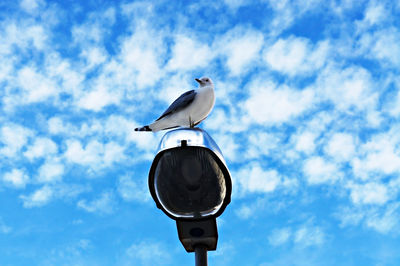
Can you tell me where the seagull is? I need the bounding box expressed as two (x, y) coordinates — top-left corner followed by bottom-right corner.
(134, 77), (215, 132)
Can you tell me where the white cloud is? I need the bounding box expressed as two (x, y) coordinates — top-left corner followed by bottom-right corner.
(244, 81), (314, 125)
(125, 240), (171, 265)
(76, 83), (121, 111)
(365, 109), (382, 127)
(303, 156), (341, 185)
(24, 137), (58, 160)
(80, 46), (107, 69)
(265, 37), (305, 74)
(288, 112), (334, 159)
(335, 206), (365, 227)
(352, 132), (400, 179)
(156, 73), (193, 104)
(293, 131), (318, 154)
(0, 217), (13, 234)
(167, 35), (213, 71)
(236, 163), (282, 194)
(209, 242), (235, 259)
(0, 218), (12, 234)
(328, 0), (360, 16)
(20, 0), (44, 13)
(104, 115), (136, 138)
(105, 115), (158, 156)
(103, 142), (125, 165)
(358, 27), (400, 67)
(1, 22), (47, 54)
(348, 182), (389, 205)
(0, 123), (33, 157)
(315, 65), (377, 111)
(72, 23), (104, 45)
(120, 1), (154, 18)
(20, 185), (53, 207)
(103, 7), (116, 24)
(0, 224), (11, 234)
(129, 133), (159, 161)
(388, 85), (400, 116)
(70, 7), (115, 45)
(64, 139), (102, 165)
(235, 196), (293, 220)
(265, 2), (295, 36)
(43, 238), (93, 264)
(48, 117), (68, 135)
(362, 1), (386, 26)
(264, 36), (329, 76)
(48, 116), (104, 137)
(57, 183), (91, 200)
(235, 205), (253, 219)
(304, 111), (334, 135)
(119, 25), (165, 88)
(217, 27), (264, 75)
(5, 25), (48, 64)
(37, 159), (64, 183)
(265, 0), (324, 35)
(336, 203), (400, 234)
(0, 56), (13, 84)
(294, 224), (325, 247)
(3, 169), (29, 188)
(365, 203), (400, 234)
(117, 175), (150, 202)
(269, 221), (324, 247)
(324, 133), (356, 161)
(356, 0), (400, 65)
(77, 191), (115, 214)
(203, 108), (227, 131)
(212, 132), (240, 162)
(269, 227), (291, 246)
(64, 139), (125, 169)
(19, 183), (88, 208)
(223, 0), (248, 9)
(204, 104), (247, 133)
(16, 66), (58, 104)
(47, 115), (155, 161)
(246, 131), (281, 159)
(43, 55), (85, 100)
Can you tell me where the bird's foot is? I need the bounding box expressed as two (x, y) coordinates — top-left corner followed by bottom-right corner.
(189, 116), (194, 128)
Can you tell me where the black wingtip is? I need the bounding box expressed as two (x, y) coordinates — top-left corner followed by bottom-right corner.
(134, 125), (152, 131)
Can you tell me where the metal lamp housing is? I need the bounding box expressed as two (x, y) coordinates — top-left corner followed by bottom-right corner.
(148, 128), (232, 220)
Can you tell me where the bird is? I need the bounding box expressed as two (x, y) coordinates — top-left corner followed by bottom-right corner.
(134, 77), (215, 132)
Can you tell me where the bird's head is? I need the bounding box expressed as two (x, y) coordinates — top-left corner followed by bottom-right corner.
(195, 77), (213, 88)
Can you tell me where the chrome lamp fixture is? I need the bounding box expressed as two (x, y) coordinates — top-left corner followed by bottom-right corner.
(148, 128), (232, 266)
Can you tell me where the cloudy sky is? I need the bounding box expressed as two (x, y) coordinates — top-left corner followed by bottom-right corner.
(1, 0), (400, 265)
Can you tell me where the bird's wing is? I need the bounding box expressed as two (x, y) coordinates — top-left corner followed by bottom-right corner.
(156, 89), (197, 121)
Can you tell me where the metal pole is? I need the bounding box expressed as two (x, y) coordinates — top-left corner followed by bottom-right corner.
(194, 245), (208, 266)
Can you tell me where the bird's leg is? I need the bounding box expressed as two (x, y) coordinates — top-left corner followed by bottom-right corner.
(189, 116), (194, 128)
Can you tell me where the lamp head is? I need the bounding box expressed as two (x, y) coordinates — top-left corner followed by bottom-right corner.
(148, 128), (232, 220)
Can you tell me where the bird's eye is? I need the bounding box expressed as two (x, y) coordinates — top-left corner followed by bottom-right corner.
(205, 79), (209, 82)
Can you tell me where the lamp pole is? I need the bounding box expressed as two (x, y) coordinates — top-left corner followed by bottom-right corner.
(194, 245), (208, 266)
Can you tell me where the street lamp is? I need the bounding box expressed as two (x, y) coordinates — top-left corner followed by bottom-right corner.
(148, 127), (232, 266)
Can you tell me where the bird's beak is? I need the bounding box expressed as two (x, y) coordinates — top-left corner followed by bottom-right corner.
(195, 78), (202, 84)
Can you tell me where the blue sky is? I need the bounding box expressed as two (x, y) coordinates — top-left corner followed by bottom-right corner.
(1, 0), (400, 265)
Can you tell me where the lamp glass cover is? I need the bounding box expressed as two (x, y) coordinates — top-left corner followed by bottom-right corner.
(153, 147), (226, 219)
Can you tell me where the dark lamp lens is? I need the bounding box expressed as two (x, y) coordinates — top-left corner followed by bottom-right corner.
(181, 156), (202, 191)
(153, 147), (226, 219)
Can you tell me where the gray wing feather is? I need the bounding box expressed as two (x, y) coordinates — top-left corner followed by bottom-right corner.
(156, 90), (197, 121)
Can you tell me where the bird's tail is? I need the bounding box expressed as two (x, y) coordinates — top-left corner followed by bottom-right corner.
(134, 125), (152, 131)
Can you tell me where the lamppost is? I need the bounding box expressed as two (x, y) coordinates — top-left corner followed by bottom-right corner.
(148, 127), (232, 266)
